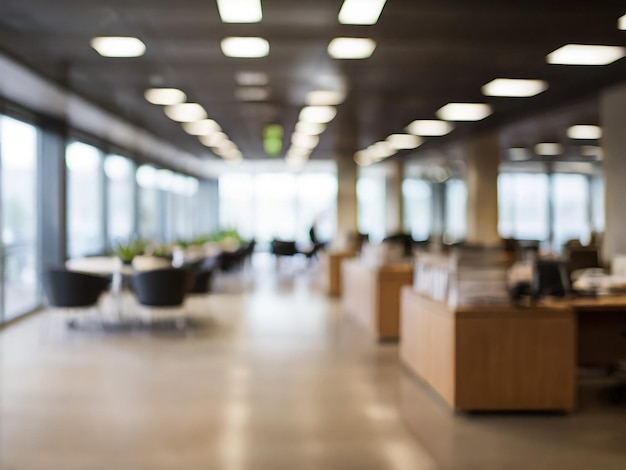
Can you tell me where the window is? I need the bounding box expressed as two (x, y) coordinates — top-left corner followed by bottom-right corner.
(498, 173), (549, 242)
(1, 116), (40, 321)
(66, 142), (105, 258)
(137, 165), (162, 240)
(552, 173), (590, 250)
(357, 174), (386, 243)
(105, 155), (135, 245)
(403, 179), (432, 241)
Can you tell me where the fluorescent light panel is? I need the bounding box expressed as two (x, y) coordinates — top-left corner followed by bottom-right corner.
(216, 0), (262, 23)
(436, 103), (492, 121)
(144, 88), (187, 105)
(90, 37), (146, 57)
(547, 44), (626, 65)
(328, 38), (376, 59)
(482, 78), (548, 97)
(386, 134), (422, 150)
(291, 133), (319, 149)
(508, 147), (531, 161)
(368, 141), (394, 159)
(221, 37), (269, 58)
(339, 0), (387, 25)
(620, 14), (626, 30)
(182, 120), (222, 136)
(295, 121), (326, 135)
(164, 103), (207, 122)
(200, 132), (228, 147)
(306, 90), (346, 106)
(406, 120), (454, 136)
(567, 125), (602, 140)
(535, 143), (562, 156)
(299, 106), (337, 123)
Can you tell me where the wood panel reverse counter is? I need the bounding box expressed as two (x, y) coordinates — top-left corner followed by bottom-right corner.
(341, 259), (413, 341)
(400, 287), (577, 412)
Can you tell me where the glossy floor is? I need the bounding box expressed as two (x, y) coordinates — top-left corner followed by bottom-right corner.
(1, 261), (625, 469)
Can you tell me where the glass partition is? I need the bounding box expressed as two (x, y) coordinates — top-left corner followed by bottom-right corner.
(105, 155), (136, 245)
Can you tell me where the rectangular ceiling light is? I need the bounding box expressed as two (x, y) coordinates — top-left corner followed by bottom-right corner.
(436, 103), (492, 121)
(619, 14), (626, 30)
(299, 106), (337, 123)
(235, 87), (270, 101)
(535, 143), (562, 156)
(90, 37), (146, 57)
(164, 103), (207, 122)
(144, 88), (187, 105)
(216, 0), (262, 23)
(567, 125), (602, 140)
(482, 78), (548, 97)
(386, 134), (422, 150)
(221, 37), (269, 58)
(295, 121), (326, 135)
(339, 0), (387, 25)
(182, 119), (222, 136)
(546, 44), (626, 65)
(306, 90), (346, 106)
(406, 120), (454, 136)
(328, 38), (376, 59)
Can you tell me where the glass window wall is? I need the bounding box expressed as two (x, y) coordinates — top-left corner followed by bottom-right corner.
(402, 179), (432, 241)
(105, 155), (136, 245)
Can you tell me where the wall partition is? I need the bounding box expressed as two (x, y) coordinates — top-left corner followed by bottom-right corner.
(0, 116), (40, 321)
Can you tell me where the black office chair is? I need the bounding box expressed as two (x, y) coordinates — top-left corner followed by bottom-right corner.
(533, 260), (570, 298)
(45, 268), (111, 327)
(130, 268), (193, 327)
(188, 256), (218, 294)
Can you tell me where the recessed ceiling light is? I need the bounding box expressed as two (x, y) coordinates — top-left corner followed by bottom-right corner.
(339, 0), (387, 25)
(567, 125), (602, 140)
(235, 71), (269, 86)
(90, 37), (146, 57)
(199, 132), (228, 147)
(291, 133), (319, 149)
(287, 147), (312, 159)
(620, 14), (626, 30)
(436, 103), (492, 121)
(386, 134), (423, 150)
(216, 0), (262, 23)
(508, 147), (531, 161)
(182, 119), (222, 136)
(328, 38), (376, 59)
(581, 145), (604, 159)
(221, 37), (269, 58)
(295, 121), (326, 135)
(144, 88), (187, 105)
(546, 44), (626, 65)
(368, 141), (394, 160)
(306, 90), (346, 106)
(481, 78), (548, 97)
(406, 120), (454, 136)
(535, 143), (562, 156)
(164, 103), (207, 122)
(299, 106), (337, 123)
(235, 87), (270, 101)
(354, 150), (374, 166)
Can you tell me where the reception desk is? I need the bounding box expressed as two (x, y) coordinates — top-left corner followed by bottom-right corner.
(342, 259), (413, 341)
(400, 287), (577, 411)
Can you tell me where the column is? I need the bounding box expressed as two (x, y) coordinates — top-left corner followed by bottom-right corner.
(334, 113), (359, 249)
(463, 133), (501, 245)
(385, 161), (404, 235)
(600, 82), (626, 262)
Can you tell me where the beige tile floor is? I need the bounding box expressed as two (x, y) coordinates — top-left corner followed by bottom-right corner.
(1, 259), (625, 469)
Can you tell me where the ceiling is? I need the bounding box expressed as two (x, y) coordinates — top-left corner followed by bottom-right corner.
(0, 0), (624, 164)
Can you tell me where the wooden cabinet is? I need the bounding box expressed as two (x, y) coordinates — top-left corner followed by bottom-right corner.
(318, 251), (354, 297)
(341, 259), (414, 341)
(400, 287), (577, 411)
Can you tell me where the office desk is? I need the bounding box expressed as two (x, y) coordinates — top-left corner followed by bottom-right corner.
(342, 259), (413, 341)
(318, 251), (354, 297)
(542, 296), (626, 367)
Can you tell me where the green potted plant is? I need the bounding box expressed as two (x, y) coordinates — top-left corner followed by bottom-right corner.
(113, 238), (146, 264)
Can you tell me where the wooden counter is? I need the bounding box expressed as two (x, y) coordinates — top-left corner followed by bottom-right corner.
(400, 287), (576, 411)
(342, 259), (413, 341)
(318, 251), (355, 297)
